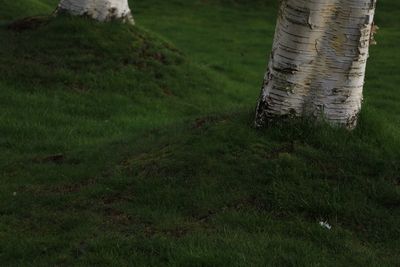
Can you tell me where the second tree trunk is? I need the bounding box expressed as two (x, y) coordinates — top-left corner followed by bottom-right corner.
(56, 0), (134, 24)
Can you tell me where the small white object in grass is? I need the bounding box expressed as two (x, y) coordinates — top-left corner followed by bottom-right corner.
(319, 221), (332, 230)
(12, 192), (17, 196)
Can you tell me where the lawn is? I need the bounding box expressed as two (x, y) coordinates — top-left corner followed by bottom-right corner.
(0, 0), (399, 266)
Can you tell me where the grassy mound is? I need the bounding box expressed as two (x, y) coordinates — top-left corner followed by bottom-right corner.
(2, 16), (185, 94)
(0, 0), (399, 266)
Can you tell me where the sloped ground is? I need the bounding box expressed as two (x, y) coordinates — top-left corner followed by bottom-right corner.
(0, 0), (399, 266)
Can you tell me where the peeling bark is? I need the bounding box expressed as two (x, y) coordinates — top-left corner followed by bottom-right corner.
(56, 0), (134, 24)
(255, 0), (377, 129)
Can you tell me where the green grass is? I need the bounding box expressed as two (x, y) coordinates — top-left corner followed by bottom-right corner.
(0, 0), (399, 266)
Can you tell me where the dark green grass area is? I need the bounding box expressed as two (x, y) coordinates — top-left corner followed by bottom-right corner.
(0, 0), (399, 266)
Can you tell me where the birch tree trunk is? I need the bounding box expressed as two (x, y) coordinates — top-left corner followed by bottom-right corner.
(255, 0), (377, 129)
(56, 0), (134, 24)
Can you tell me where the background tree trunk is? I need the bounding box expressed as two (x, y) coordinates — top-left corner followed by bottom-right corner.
(56, 0), (134, 24)
(255, 0), (377, 129)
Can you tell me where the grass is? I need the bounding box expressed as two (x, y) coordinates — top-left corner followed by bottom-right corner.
(0, 0), (399, 266)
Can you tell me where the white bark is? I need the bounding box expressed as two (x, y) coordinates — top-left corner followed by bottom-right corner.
(56, 0), (134, 24)
(255, 0), (377, 129)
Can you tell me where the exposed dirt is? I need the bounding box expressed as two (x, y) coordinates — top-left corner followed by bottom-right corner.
(8, 16), (50, 32)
